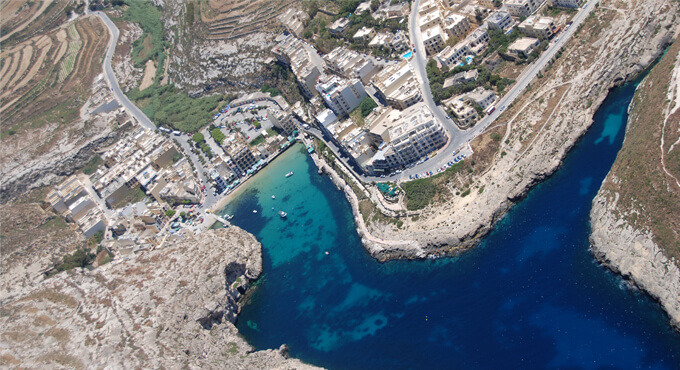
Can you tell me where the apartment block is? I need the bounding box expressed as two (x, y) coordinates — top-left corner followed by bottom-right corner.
(443, 69), (478, 88)
(423, 25), (447, 55)
(268, 109), (299, 135)
(365, 106), (404, 146)
(505, 0), (546, 17)
(323, 47), (380, 84)
(388, 103), (447, 166)
(436, 28), (488, 67)
(225, 136), (259, 176)
(420, 10), (442, 31)
(518, 15), (556, 39)
(418, 0), (438, 15)
(486, 11), (513, 31)
(442, 13), (471, 39)
(385, 2), (410, 18)
(272, 34), (322, 99)
(316, 75), (367, 117)
(372, 59), (422, 110)
(445, 96), (479, 128)
(278, 9), (308, 37)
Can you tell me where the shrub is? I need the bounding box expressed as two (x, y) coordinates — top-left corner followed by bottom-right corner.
(165, 210), (176, 218)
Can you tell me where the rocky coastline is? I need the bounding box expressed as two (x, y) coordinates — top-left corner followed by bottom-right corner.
(0, 227), (321, 369)
(348, 0), (679, 262)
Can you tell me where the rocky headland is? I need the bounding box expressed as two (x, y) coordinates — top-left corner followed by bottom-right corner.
(0, 227), (320, 369)
(590, 37), (680, 330)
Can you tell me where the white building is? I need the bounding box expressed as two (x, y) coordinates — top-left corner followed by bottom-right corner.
(354, 26), (377, 42)
(316, 75), (368, 117)
(518, 16), (556, 39)
(445, 97), (479, 128)
(420, 10), (442, 31)
(505, 0), (546, 17)
(486, 11), (513, 31)
(508, 37), (540, 57)
(328, 17), (351, 34)
(465, 87), (496, 109)
(386, 103), (448, 167)
(442, 13), (471, 39)
(372, 60), (422, 110)
(268, 109), (299, 135)
(423, 25), (447, 55)
(324, 46), (380, 84)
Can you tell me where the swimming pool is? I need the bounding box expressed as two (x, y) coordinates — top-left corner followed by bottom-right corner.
(402, 51), (412, 59)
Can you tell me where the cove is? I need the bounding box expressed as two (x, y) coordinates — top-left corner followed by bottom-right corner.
(221, 76), (680, 368)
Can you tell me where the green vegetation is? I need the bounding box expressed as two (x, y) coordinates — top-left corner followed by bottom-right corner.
(490, 132), (502, 142)
(427, 60), (514, 103)
(186, 2), (195, 27)
(253, 121), (261, 129)
(123, 0), (167, 73)
(192, 132), (204, 143)
(111, 186), (146, 209)
(487, 29), (521, 55)
(359, 96), (378, 117)
(401, 162), (468, 210)
(127, 84), (234, 132)
(81, 155), (103, 175)
(54, 249), (96, 273)
(260, 85), (282, 97)
(248, 135), (266, 147)
(165, 209), (176, 218)
(211, 128), (226, 144)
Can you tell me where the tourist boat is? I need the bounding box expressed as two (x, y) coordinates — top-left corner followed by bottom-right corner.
(253, 210), (257, 214)
(285, 171), (294, 177)
(278, 210), (287, 218)
(225, 214), (234, 221)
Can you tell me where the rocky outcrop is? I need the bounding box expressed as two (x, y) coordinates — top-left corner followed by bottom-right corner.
(0, 227), (321, 369)
(590, 192), (680, 329)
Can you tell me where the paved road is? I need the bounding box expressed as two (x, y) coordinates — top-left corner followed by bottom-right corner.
(361, 0), (599, 182)
(93, 11), (156, 131)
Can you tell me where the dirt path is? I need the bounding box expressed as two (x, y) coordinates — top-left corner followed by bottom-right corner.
(139, 60), (156, 90)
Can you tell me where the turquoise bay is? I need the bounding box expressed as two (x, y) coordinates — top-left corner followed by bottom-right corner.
(220, 76), (680, 368)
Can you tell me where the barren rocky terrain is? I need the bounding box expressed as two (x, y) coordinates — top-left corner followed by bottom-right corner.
(0, 227), (320, 369)
(591, 36), (680, 330)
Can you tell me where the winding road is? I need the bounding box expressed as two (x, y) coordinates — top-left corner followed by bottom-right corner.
(358, 0), (600, 182)
(93, 10), (156, 131)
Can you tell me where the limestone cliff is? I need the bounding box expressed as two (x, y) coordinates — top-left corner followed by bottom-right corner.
(0, 227), (320, 369)
(590, 38), (680, 330)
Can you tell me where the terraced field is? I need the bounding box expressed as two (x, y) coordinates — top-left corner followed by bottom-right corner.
(0, 16), (109, 135)
(0, 0), (75, 46)
(200, 0), (300, 40)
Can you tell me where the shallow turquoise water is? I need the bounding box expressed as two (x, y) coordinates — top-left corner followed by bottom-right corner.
(221, 77), (680, 368)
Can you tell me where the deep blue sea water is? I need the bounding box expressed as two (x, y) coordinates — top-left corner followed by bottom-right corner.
(221, 76), (680, 368)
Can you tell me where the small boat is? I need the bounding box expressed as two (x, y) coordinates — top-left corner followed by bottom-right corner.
(278, 210), (287, 218)
(225, 214), (234, 221)
(272, 195), (276, 199)
(253, 210), (258, 214)
(285, 171), (294, 177)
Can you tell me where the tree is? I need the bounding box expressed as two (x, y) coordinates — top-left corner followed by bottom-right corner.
(180, 211), (186, 217)
(475, 9), (484, 23)
(493, 0), (503, 7)
(192, 132), (204, 144)
(370, 0), (379, 11)
(359, 96), (378, 117)
(166, 209), (176, 218)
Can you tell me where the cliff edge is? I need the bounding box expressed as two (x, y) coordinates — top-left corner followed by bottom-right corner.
(590, 37), (680, 330)
(0, 227), (320, 369)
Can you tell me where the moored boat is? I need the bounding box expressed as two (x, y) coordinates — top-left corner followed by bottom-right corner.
(285, 171), (294, 177)
(278, 210), (287, 218)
